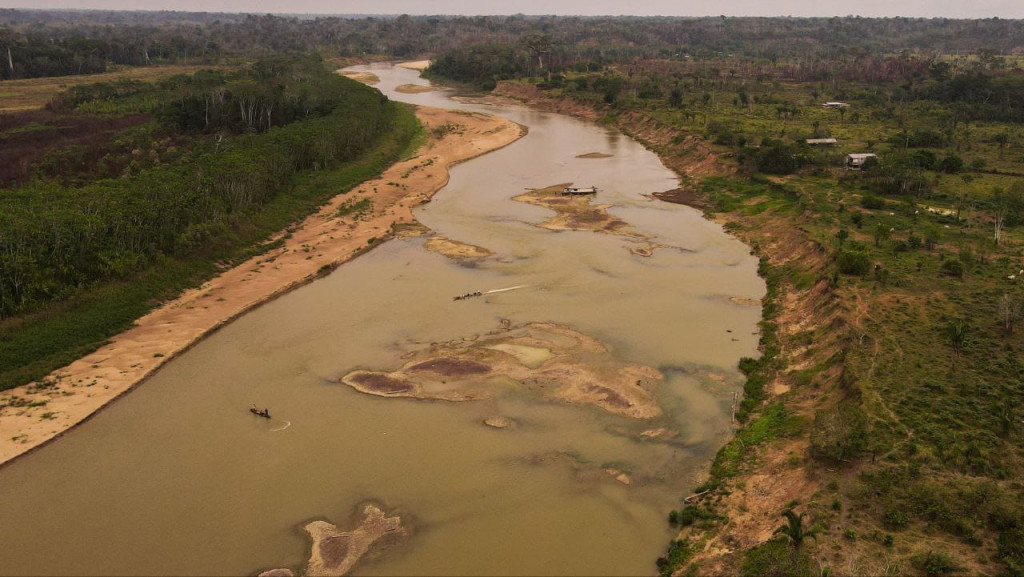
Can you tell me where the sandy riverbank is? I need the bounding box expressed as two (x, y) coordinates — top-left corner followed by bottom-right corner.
(337, 70), (380, 84)
(396, 60), (431, 71)
(0, 105), (525, 467)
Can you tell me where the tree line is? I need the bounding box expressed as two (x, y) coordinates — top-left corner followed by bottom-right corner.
(0, 56), (393, 318)
(3, 10), (1024, 80)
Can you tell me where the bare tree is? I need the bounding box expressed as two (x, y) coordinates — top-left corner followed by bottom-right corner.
(956, 174), (974, 222)
(993, 187), (1009, 246)
(522, 33), (552, 72)
(999, 293), (1022, 335)
(0, 28), (17, 77)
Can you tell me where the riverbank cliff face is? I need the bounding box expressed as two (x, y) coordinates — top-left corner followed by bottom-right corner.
(492, 81), (731, 180)
(491, 79), (853, 575)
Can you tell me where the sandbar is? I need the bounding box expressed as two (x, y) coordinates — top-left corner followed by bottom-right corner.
(515, 184), (676, 257)
(396, 60), (431, 71)
(260, 504), (406, 577)
(337, 70), (380, 84)
(341, 321), (663, 419)
(423, 236), (493, 259)
(394, 83), (438, 94)
(515, 183), (632, 235)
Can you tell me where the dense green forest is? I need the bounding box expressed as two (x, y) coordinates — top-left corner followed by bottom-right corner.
(0, 53), (418, 389)
(3, 10), (1024, 79)
(0, 55), (389, 319)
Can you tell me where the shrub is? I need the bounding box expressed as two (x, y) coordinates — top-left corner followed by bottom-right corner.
(860, 195), (885, 209)
(938, 154), (965, 174)
(911, 550), (959, 576)
(756, 142), (801, 175)
(911, 149), (938, 170)
(891, 129), (946, 148)
(657, 539), (694, 577)
(707, 120), (739, 146)
(741, 540), (815, 577)
(674, 505), (720, 527)
(998, 527), (1024, 575)
(810, 404), (868, 464)
(883, 508), (910, 530)
(837, 250), (871, 276)
(940, 259), (965, 278)
(738, 356), (761, 376)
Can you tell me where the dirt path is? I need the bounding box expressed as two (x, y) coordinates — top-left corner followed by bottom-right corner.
(0, 106), (525, 467)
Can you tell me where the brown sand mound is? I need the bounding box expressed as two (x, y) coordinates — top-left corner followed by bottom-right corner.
(408, 358), (491, 376)
(651, 187), (707, 210)
(730, 297), (761, 307)
(394, 84), (438, 94)
(303, 504), (407, 577)
(340, 322), (662, 419)
(484, 416), (515, 429)
(338, 71), (380, 85)
(396, 61), (431, 71)
(514, 184), (634, 237)
(423, 236), (493, 259)
(515, 184), (680, 258)
(345, 372), (416, 395)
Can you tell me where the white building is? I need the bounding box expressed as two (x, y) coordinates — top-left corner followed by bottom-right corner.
(845, 153), (878, 170)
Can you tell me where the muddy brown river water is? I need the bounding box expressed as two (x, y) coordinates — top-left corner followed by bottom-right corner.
(0, 64), (763, 576)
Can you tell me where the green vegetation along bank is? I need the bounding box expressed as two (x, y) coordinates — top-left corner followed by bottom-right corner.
(0, 54), (420, 392)
(443, 47), (1024, 576)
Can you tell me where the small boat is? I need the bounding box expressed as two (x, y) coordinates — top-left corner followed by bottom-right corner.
(250, 406), (271, 418)
(562, 185), (598, 195)
(453, 291), (484, 301)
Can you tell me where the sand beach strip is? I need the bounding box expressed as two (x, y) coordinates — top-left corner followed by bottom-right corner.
(0, 104), (525, 466)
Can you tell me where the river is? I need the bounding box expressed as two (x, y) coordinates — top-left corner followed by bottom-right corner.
(0, 64), (763, 576)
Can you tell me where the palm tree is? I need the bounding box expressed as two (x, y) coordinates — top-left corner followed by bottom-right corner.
(774, 509), (819, 549)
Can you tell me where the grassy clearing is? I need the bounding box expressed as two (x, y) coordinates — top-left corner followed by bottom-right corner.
(696, 164), (1022, 574)
(0, 64), (229, 112)
(0, 102), (420, 391)
(514, 66), (1024, 575)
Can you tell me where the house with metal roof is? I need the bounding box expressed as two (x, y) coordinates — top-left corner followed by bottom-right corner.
(845, 153), (878, 170)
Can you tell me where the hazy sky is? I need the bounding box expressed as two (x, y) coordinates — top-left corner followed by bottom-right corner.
(3, 0), (1022, 19)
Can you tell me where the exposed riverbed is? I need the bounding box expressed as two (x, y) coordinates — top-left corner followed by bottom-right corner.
(0, 64), (763, 576)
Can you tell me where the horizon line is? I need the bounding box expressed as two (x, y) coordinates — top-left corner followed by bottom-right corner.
(1, 8), (1020, 20)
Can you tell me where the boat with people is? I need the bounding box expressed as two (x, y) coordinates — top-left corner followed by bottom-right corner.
(250, 405), (271, 418)
(562, 185), (599, 195)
